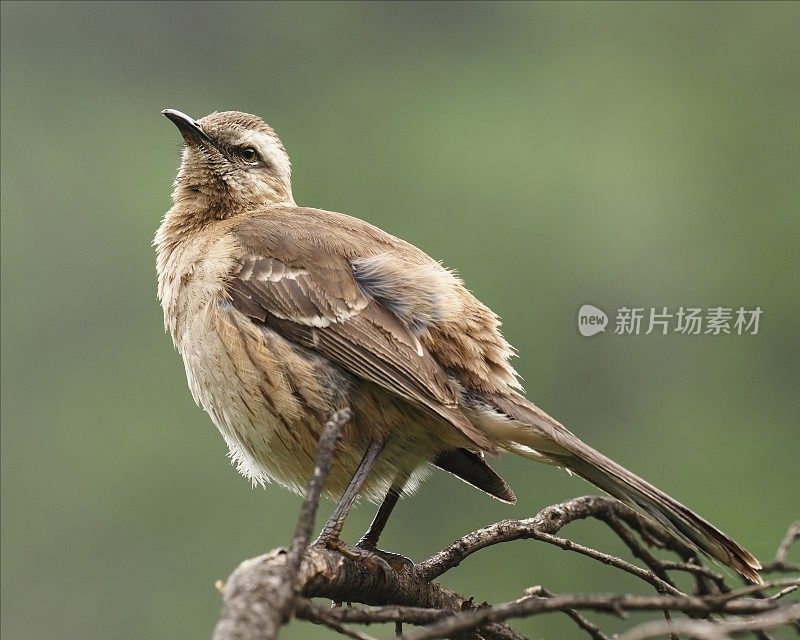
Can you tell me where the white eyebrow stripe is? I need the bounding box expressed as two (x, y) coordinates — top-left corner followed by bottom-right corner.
(238, 131), (291, 177)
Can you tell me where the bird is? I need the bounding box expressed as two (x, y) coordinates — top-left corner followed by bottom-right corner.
(155, 108), (762, 583)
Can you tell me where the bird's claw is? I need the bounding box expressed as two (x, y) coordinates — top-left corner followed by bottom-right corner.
(313, 535), (395, 574)
(356, 539), (415, 575)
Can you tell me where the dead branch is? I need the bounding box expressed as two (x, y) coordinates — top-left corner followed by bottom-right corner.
(617, 602), (800, 640)
(210, 410), (800, 640)
(401, 588), (796, 640)
(417, 497), (685, 595)
(212, 409), (350, 640)
(761, 521), (800, 573)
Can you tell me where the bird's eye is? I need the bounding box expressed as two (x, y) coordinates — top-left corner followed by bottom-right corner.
(240, 147), (259, 163)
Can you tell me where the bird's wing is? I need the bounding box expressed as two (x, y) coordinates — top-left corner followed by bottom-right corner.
(225, 225), (495, 451)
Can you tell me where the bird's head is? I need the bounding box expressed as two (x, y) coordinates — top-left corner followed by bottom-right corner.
(163, 109), (294, 217)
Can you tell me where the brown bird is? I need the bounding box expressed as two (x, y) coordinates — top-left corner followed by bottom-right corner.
(155, 108), (762, 583)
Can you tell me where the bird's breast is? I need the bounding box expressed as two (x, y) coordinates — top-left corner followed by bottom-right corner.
(177, 297), (344, 486)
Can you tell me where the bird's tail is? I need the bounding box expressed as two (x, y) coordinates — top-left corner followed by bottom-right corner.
(480, 393), (763, 584)
(552, 440), (763, 583)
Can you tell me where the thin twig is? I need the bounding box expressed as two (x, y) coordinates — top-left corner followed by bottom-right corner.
(538, 530), (685, 595)
(616, 602), (800, 640)
(525, 586), (610, 640)
(296, 599), (381, 640)
(604, 514), (676, 588)
(402, 592), (785, 640)
(660, 560), (729, 593)
(603, 513), (680, 634)
(281, 409), (351, 604)
(212, 409), (350, 640)
(417, 497), (685, 596)
(715, 578), (800, 603)
(769, 584), (798, 600)
(762, 521), (800, 573)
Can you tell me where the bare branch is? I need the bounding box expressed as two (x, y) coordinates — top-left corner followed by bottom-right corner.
(314, 603), (452, 626)
(211, 408), (350, 640)
(417, 496), (685, 596)
(524, 586), (611, 640)
(617, 602), (800, 640)
(762, 521), (800, 573)
(209, 411), (799, 640)
(717, 578), (800, 602)
(213, 537), (525, 640)
(296, 599), (381, 640)
(284, 409), (352, 596)
(402, 591), (786, 640)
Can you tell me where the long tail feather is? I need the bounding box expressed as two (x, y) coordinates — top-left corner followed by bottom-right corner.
(554, 441), (763, 583)
(482, 393), (763, 584)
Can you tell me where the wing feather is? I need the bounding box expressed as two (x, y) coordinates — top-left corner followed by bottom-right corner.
(226, 242), (494, 450)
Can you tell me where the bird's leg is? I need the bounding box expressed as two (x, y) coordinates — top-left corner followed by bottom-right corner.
(357, 484), (401, 549)
(315, 438), (386, 545)
(355, 482), (414, 573)
(313, 441), (413, 574)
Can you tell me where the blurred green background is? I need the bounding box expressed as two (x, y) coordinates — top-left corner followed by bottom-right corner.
(2, 2), (798, 638)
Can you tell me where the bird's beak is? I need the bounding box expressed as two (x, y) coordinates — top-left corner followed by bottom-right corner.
(162, 109), (213, 146)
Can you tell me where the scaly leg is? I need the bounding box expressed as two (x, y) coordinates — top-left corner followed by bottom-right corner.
(315, 438), (386, 544)
(356, 481), (414, 573)
(357, 484), (401, 549)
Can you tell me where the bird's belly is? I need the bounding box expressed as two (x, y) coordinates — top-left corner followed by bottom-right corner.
(177, 302), (440, 500)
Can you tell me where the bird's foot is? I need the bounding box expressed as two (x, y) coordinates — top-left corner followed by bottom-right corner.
(355, 538), (415, 575)
(312, 535), (395, 575)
